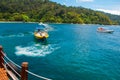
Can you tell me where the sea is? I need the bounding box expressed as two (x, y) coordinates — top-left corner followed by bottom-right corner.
(0, 23), (120, 80)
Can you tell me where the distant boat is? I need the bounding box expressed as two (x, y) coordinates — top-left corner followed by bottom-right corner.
(97, 27), (114, 33)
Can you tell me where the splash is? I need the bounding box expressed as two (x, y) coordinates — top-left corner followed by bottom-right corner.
(15, 43), (59, 57)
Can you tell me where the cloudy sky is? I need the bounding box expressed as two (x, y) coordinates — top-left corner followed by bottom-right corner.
(50, 0), (120, 15)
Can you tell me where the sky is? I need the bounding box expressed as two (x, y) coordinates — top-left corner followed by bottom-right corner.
(50, 0), (120, 15)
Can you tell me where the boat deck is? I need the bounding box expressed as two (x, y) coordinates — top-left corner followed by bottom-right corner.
(0, 68), (9, 80)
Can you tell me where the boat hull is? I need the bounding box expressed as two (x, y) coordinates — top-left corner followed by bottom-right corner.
(34, 32), (49, 39)
(97, 27), (114, 33)
(97, 30), (114, 33)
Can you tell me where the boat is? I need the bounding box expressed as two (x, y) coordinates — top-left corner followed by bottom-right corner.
(34, 28), (49, 39)
(97, 27), (114, 33)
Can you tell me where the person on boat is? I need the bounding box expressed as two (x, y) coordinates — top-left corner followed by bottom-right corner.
(101, 28), (103, 30)
(37, 29), (42, 36)
(98, 27), (104, 31)
(38, 29), (40, 32)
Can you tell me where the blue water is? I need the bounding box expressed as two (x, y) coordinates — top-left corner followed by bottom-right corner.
(0, 23), (120, 80)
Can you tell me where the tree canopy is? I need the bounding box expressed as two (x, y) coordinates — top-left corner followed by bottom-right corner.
(0, 0), (119, 25)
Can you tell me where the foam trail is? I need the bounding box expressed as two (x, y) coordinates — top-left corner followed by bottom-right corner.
(15, 43), (59, 57)
(0, 31), (33, 38)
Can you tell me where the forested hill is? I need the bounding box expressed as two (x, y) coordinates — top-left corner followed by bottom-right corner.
(105, 13), (120, 24)
(0, 0), (119, 25)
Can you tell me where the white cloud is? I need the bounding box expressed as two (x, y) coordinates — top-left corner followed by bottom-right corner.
(97, 9), (120, 15)
(76, 0), (94, 3)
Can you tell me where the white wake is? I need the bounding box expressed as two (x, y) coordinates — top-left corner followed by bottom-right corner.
(15, 43), (59, 57)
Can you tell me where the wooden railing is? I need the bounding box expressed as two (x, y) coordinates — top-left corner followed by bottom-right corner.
(0, 45), (51, 80)
(0, 46), (28, 80)
(0, 46), (4, 68)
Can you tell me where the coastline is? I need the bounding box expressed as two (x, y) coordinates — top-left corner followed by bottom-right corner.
(0, 21), (39, 23)
(0, 21), (119, 26)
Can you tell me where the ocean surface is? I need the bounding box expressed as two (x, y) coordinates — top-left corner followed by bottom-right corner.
(0, 23), (120, 80)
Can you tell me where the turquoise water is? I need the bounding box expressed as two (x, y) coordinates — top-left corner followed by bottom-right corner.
(0, 23), (120, 80)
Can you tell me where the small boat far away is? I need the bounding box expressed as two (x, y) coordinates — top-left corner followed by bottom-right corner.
(34, 24), (49, 40)
(97, 27), (114, 33)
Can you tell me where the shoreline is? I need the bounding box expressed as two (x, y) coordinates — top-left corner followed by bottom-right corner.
(0, 21), (39, 23)
(0, 21), (119, 26)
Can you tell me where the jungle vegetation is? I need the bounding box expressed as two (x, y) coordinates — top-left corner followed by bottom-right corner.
(0, 0), (119, 25)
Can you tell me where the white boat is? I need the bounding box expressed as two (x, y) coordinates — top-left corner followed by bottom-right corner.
(97, 27), (114, 33)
